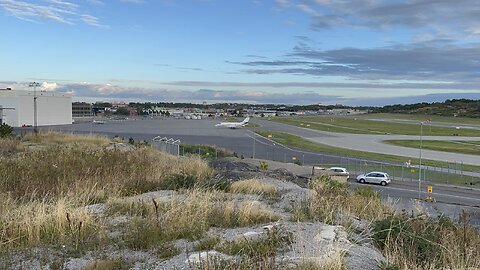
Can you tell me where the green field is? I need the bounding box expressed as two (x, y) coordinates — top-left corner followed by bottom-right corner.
(254, 130), (480, 181)
(384, 140), (480, 156)
(360, 113), (480, 125)
(271, 116), (480, 136)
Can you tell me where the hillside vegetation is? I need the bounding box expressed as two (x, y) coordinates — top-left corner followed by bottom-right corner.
(373, 99), (480, 118)
(0, 132), (479, 269)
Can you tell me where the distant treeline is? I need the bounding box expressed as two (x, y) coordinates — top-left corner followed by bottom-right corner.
(127, 102), (373, 112)
(372, 99), (480, 118)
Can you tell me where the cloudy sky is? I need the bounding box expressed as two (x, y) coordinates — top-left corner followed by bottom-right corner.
(1, 0), (480, 105)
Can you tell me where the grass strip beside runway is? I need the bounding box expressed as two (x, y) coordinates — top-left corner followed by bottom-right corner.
(384, 140), (480, 156)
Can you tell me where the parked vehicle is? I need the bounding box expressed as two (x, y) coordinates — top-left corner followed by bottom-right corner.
(329, 167), (349, 177)
(356, 171), (391, 186)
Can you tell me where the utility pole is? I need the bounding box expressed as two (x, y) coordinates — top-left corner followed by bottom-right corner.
(418, 122), (423, 199)
(29, 82), (40, 134)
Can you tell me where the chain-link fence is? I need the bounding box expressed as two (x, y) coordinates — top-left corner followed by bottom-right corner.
(256, 139), (480, 186)
(150, 134), (480, 186)
(151, 136), (180, 156)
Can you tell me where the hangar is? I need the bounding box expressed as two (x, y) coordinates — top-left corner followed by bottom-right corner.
(0, 88), (72, 127)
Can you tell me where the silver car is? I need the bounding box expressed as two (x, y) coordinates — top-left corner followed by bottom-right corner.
(356, 171), (391, 186)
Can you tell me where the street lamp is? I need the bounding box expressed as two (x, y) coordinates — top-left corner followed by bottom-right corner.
(29, 82), (40, 134)
(418, 121), (423, 199)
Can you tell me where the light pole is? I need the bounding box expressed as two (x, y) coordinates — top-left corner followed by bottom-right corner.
(252, 132), (256, 159)
(418, 121), (423, 199)
(29, 82), (40, 134)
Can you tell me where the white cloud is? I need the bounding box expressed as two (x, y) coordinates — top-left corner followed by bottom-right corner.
(41, 82), (59, 91)
(0, 0), (108, 27)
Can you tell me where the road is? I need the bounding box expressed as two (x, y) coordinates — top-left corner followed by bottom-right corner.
(256, 119), (480, 166)
(348, 179), (480, 226)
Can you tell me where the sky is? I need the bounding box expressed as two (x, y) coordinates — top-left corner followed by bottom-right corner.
(1, 0), (480, 105)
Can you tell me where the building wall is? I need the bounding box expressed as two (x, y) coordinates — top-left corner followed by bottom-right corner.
(0, 94), (20, 127)
(72, 102), (93, 117)
(0, 90), (72, 127)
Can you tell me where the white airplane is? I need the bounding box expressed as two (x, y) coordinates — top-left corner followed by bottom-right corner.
(215, 117), (250, 129)
(92, 120), (105, 124)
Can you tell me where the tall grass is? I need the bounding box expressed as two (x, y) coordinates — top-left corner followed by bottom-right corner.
(109, 190), (279, 249)
(0, 138), (22, 157)
(0, 134), (212, 252)
(292, 176), (393, 225)
(0, 194), (103, 252)
(0, 144), (212, 200)
(374, 212), (480, 269)
(229, 179), (278, 197)
(22, 131), (110, 146)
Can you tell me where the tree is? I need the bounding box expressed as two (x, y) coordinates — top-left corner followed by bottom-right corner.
(0, 123), (13, 138)
(114, 107), (130, 116)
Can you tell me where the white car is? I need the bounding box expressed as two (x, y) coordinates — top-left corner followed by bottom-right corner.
(329, 167), (349, 177)
(356, 171), (391, 186)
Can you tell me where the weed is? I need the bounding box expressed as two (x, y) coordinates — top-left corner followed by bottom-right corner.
(229, 179), (278, 197)
(194, 236), (221, 251)
(259, 161), (269, 171)
(218, 227), (293, 262)
(157, 242), (180, 259)
(372, 212), (480, 269)
(82, 258), (131, 270)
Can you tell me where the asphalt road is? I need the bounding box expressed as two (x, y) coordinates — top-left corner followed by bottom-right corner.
(348, 179), (480, 226)
(256, 119), (480, 166)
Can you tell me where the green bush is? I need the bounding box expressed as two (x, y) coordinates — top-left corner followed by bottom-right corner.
(0, 123), (13, 138)
(181, 144), (233, 159)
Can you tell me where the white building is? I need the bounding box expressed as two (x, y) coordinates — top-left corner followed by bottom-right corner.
(0, 89), (72, 127)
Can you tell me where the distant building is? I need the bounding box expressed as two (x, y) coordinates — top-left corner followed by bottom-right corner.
(0, 89), (72, 127)
(72, 102), (93, 117)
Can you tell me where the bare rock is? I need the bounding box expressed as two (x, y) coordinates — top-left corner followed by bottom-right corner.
(185, 251), (234, 266)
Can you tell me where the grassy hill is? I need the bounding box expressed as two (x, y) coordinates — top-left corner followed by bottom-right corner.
(373, 99), (480, 118)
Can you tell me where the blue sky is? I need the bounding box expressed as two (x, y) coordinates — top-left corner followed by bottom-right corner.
(1, 0), (480, 105)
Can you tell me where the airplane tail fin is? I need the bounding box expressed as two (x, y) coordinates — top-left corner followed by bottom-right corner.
(242, 117), (250, 125)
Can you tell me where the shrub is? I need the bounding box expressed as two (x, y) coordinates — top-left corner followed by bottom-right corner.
(259, 161), (269, 171)
(218, 227), (293, 260)
(0, 123), (13, 138)
(292, 176), (392, 224)
(372, 213), (480, 269)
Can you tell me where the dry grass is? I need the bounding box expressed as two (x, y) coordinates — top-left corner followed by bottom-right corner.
(0, 134), (212, 252)
(374, 213), (480, 270)
(109, 190), (279, 249)
(0, 194), (103, 251)
(0, 138), (23, 157)
(22, 131), (111, 146)
(292, 176), (393, 225)
(0, 144), (212, 200)
(229, 179), (278, 197)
